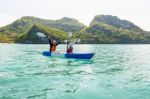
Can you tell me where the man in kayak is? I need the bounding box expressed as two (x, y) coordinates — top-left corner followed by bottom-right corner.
(66, 40), (74, 54)
(49, 39), (60, 52)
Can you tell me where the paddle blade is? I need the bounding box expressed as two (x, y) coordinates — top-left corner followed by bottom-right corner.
(68, 32), (73, 38)
(36, 32), (46, 37)
(64, 40), (68, 43)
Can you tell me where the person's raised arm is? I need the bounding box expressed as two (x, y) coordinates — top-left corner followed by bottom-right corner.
(56, 41), (61, 46)
(49, 39), (52, 45)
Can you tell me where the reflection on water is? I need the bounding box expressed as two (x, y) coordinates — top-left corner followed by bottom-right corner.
(0, 44), (150, 99)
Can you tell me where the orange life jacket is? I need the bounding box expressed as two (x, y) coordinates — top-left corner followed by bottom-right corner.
(51, 44), (57, 52)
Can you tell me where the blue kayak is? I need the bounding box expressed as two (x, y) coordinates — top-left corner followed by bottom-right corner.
(42, 51), (94, 59)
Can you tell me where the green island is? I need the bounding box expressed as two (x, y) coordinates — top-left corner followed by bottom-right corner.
(0, 15), (150, 44)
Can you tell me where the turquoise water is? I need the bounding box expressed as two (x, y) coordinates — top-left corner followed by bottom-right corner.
(0, 44), (150, 99)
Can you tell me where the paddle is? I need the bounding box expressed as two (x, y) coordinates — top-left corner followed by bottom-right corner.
(68, 32), (73, 38)
(69, 32), (81, 44)
(36, 32), (53, 45)
(36, 32), (47, 38)
(36, 32), (53, 42)
(64, 32), (80, 44)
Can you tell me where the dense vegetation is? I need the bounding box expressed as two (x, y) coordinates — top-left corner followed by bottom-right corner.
(0, 15), (150, 44)
(77, 15), (150, 44)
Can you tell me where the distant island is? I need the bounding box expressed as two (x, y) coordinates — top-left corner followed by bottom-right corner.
(0, 15), (150, 44)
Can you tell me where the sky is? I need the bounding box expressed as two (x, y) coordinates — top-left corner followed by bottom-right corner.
(0, 0), (150, 31)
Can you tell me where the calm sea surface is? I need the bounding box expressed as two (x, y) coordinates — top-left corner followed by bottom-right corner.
(0, 44), (150, 99)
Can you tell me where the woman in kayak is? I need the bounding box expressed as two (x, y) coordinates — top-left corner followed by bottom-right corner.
(49, 39), (60, 52)
(66, 40), (73, 54)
